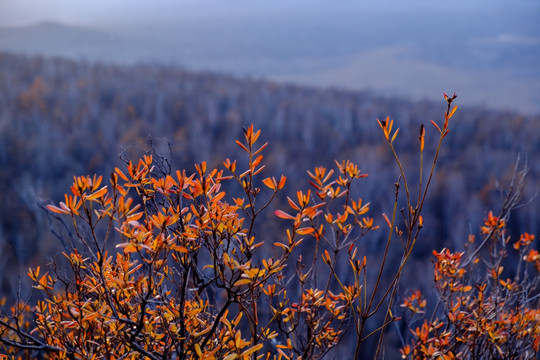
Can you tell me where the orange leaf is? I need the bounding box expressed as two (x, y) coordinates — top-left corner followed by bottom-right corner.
(419, 124), (425, 151)
(27, 266), (40, 281)
(532, 335), (540, 352)
(239, 169), (251, 179)
(323, 249), (331, 264)
(46, 204), (70, 214)
(252, 165), (266, 175)
(278, 175), (287, 189)
(127, 212), (143, 223)
(38, 273), (49, 288)
(86, 186), (108, 200)
(252, 128), (261, 144)
(252, 154), (264, 168)
(223, 158), (237, 172)
(253, 142), (268, 156)
(212, 191), (226, 203)
(296, 227), (314, 235)
(262, 177), (276, 190)
(115, 168), (129, 181)
(173, 245), (188, 253)
(235, 140), (249, 152)
(287, 197), (300, 211)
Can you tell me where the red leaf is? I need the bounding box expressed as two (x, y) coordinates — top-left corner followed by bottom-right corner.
(430, 119), (441, 133)
(46, 204), (70, 214)
(274, 210), (295, 220)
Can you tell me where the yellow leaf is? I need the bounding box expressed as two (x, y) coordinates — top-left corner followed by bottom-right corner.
(391, 128), (400, 142)
(192, 326), (213, 337)
(234, 278), (252, 287)
(241, 343), (263, 357)
(27, 266), (40, 281)
(194, 344), (202, 357)
(448, 105), (457, 119)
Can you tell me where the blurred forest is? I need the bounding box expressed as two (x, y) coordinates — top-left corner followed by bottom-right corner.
(0, 51), (539, 355)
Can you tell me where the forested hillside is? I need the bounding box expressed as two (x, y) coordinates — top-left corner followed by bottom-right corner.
(1, 51), (539, 290)
(0, 52), (539, 356)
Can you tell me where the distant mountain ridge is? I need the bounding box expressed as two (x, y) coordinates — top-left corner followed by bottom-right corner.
(0, 22), (137, 62)
(0, 13), (539, 115)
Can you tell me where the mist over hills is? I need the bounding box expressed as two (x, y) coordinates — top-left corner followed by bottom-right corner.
(0, 5), (538, 114)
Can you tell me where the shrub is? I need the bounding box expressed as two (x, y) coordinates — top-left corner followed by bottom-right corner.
(400, 165), (540, 360)
(0, 95), (456, 359)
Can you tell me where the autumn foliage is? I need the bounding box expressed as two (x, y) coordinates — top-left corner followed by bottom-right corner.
(400, 177), (540, 360)
(4, 94), (535, 359)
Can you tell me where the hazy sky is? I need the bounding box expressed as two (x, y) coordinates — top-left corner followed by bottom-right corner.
(2, 0), (538, 27)
(1, 0), (538, 113)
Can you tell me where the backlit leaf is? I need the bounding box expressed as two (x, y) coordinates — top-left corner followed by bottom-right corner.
(86, 186), (108, 200)
(274, 210), (295, 219)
